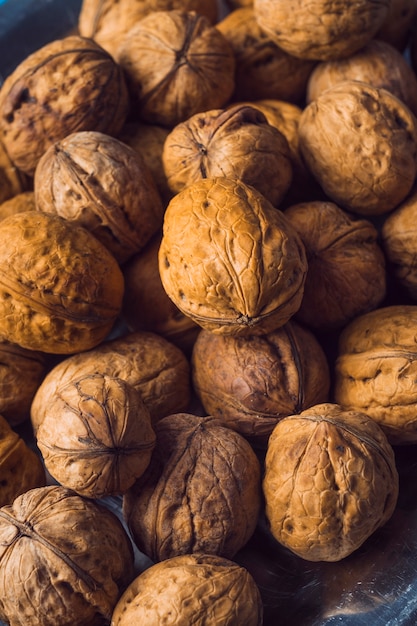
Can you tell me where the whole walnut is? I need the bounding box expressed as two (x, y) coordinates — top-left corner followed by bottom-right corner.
(191, 321), (330, 441)
(334, 305), (417, 445)
(31, 330), (191, 431)
(117, 10), (235, 127)
(34, 131), (164, 265)
(253, 0), (390, 61)
(381, 184), (417, 299)
(284, 201), (387, 331)
(0, 485), (135, 626)
(306, 39), (417, 116)
(0, 191), (36, 222)
(111, 553), (263, 626)
(0, 35), (130, 176)
(122, 233), (200, 354)
(123, 413), (262, 562)
(158, 177), (307, 336)
(298, 80), (417, 216)
(217, 7), (316, 104)
(263, 403), (399, 561)
(0, 211), (124, 354)
(79, 0), (219, 58)
(162, 104), (293, 207)
(0, 415), (46, 508)
(0, 338), (47, 426)
(36, 373), (156, 499)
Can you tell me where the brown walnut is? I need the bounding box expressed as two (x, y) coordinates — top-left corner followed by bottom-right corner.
(191, 320), (330, 441)
(162, 104), (293, 207)
(0, 485), (135, 626)
(0, 211), (124, 354)
(263, 403), (399, 561)
(123, 413), (262, 562)
(0, 35), (129, 176)
(34, 131), (164, 265)
(36, 373), (156, 499)
(0, 191), (36, 222)
(158, 177), (308, 336)
(111, 553), (263, 626)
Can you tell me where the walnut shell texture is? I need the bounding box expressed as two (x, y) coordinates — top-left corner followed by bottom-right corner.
(253, 0), (390, 61)
(263, 403), (399, 561)
(36, 373), (156, 498)
(0, 485), (135, 626)
(123, 413), (262, 562)
(162, 104), (293, 207)
(298, 80), (417, 216)
(334, 305), (417, 445)
(191, 321), (330, 441)
(0, 211), (124, 354)
(34, 131), (164, 265)
(117, 10), (235, 127)
(158, 177), (307, 336)
(31, 330), (191, 431)
(111, 553), (263, 626)
(0, 191), (36, 222)
(0, 35), (129, 176)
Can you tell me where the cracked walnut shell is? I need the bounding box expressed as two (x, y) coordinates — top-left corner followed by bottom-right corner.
(158, 177), (307, 336)
(263, 403), (399, 562)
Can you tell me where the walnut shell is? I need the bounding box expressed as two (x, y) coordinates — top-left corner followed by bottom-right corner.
(284, 201), (387, 331)
(0, 191), (36, 222)
(123, 413), (262, 562)
(333, 305), (417, 445)
(36, 373), (156, 498)
(0, 35), (129, 176)
(306, 39), (417, 116)
(0, 485), (135, 626)
(0, 338), (47, 426)
(0, 415), (46, 508)
(111, 553), (263, 626)
(79, 0), (219, 58)
(34, 131), (164, 265)
(191, 320), (330, 441)
(162, 104), (293, 207)
(0, 211), (124, 354)
(217, 7), (315, 104)
(298, 80), (417, 216)
(253, 0), (390, 61)
(263, 403), (399, 561)
(117, 10), (235, 127)
(31, 330), (191, 431)
(158, 177), (307, 336)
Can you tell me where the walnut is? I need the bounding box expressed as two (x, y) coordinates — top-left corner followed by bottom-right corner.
(298, 80), (417, 216)
(0, 191), (36, 222)
(0, 415), (45, 508)
(117, 10), (235, 127)
(0, 211), (124, 354)
(34, 131), (164, 265)
(0, 338), (47, 426)
(253, 0), (390, 61)
(31, 330), (191, 431)
(284, 201), (387, 331)
(306, 39), (417, 116)
(158, 177), (307, 336)
(217, 7), (316, 104)
(79, 0), (219, 58)
(191, 320), (330, 441)
(333, 305), (417, 445)
(381, 184), (417, 299)
(123, 413), (262, 562)
(162, 104), (293, 207)
(122, 233), (200, 354)
(36, 373), (155, 498)
(0, 35), (129, 177)
(0, 485), (135, 626)
(0, 139), (29, 204)
(111, 553), (263, 626)
(263, 403), (399, 561)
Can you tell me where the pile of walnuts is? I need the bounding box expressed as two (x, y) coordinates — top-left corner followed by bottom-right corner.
(0, 0), (417, 624)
